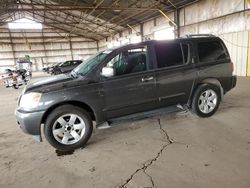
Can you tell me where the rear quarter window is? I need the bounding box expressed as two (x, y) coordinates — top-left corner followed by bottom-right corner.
(198, 41), (228, 63)
(155, 43), (188, 68)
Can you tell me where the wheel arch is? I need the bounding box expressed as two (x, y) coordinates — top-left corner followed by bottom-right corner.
(188, 78), (223, 106)
(41, 100), (97, 125)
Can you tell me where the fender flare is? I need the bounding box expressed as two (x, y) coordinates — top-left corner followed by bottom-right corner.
(188, 78), (224, 106)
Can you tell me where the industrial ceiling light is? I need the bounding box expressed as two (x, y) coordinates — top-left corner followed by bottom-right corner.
(8, 18), (42, 30)
(113, 2), (121, 13)
(113, 9), (121, 13)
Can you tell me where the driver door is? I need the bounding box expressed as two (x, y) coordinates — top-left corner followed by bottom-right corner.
(100, 45), (158, 119)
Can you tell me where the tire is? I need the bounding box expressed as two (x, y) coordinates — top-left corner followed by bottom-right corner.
(191, 84), (221, 118)
(44, 105), (93, 151)
(13, 84), (19, 89)
(54, 70), (61, 75)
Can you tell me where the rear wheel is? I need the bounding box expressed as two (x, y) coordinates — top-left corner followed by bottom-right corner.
(191, 84), (221, 117)
(44, 105), (93, 151)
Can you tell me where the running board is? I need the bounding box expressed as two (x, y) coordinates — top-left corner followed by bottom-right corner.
(97, 105), (186, 129)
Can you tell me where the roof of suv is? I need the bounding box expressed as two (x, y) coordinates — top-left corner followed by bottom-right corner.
(108, 35), (221, 51)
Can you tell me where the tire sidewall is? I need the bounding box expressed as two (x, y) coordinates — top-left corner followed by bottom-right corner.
(192, 84), (221, 118)
(13, 84), (19, 89)
(44, 105), (93, 151)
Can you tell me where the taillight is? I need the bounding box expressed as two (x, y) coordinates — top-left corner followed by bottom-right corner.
(229, 62), (234, 72)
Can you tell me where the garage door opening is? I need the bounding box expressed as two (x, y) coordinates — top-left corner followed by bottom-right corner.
(8, 18), (42, 30)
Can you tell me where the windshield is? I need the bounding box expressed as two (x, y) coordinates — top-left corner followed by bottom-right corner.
(55, 62), (63, 66)
(72, 50), (112, 77)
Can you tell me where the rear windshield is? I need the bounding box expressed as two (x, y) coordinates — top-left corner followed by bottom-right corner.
(198, 41), (228, 63)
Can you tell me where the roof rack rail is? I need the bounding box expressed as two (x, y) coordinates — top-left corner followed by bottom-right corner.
(185, 34), (216, 38)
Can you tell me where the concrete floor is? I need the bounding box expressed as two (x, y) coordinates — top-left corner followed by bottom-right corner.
(0, 73), (250, 188)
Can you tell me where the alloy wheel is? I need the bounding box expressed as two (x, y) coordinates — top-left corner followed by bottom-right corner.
(198, 89), (218, 114)
(52, 114), (86, 145)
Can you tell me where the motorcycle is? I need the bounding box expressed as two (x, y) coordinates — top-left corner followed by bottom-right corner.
(3, 69), (29, 89)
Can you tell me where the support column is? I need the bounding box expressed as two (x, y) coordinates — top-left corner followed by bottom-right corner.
(174, 8), (180, 38)
(140, 23), (144, 41)
(41, 29), (47, 67)
(96, 40), (99, 52)
(8, 29), (16, 65)
(247, 30), (250, 76)
(69, 36), (74, 60)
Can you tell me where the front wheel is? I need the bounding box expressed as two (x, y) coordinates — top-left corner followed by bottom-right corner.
(13, 84), (19, 89)
(191, 84), (221, 118)
(44, 105), (93, 151)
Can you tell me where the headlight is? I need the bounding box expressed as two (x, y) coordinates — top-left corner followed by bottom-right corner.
(19, 92), (42, 109)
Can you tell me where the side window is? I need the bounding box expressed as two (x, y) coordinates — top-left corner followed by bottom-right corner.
(62, 61), (70, 66)
(106, 46), (147, 76)
(155, 43), (184, 68)
(72, 61), (78, 65)
(198, 41), (227, 63)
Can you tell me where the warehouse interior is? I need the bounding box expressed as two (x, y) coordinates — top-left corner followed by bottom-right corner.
(0, 0), (250, 188)
(0, 0), (250, 76)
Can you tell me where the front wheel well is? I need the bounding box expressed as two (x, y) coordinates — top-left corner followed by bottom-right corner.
(41, 101), (96, 124)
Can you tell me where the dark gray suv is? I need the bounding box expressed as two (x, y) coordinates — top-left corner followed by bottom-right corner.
(15, 35), (237, 151)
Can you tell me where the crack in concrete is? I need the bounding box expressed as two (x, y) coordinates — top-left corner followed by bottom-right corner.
(157, 119), (174, 144)
(119, 118), (174, 188)
(143, 169), (155, 188)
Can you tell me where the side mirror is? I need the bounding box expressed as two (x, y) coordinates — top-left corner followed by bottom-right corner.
(101, 66), (114, 78)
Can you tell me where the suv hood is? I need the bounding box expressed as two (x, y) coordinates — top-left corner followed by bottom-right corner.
(25, 74), (73, 93)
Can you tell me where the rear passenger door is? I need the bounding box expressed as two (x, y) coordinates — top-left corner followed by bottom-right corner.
(153, 41), (196, 107)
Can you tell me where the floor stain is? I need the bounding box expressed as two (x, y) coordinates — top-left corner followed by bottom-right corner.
(55, 150), (74, 156)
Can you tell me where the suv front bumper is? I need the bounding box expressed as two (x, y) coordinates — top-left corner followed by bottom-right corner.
(15, 109), (45, 139)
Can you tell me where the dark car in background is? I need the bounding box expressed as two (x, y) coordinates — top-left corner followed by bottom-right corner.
(45, 62), (63, 74)
(15, 35), (236, 151)
(52, 60), (83, 75)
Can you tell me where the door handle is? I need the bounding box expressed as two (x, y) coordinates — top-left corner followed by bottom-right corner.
(141, 76), (154, 82)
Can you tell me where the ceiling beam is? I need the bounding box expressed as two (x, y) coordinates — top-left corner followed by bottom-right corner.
(90, 0), (140, 34)
(0, 31), (78, 34)
(66, 0), (105, 38)
(0, 35), (91, 39)
(0, 21), (86, 24)
(15, 0), (121, 34)
(103, 1), (161, 32)
(30, 1), (119, 35)
(1, 5), (159, 11)
(26, 10), (106, 38)
(25, 11), (98, 40)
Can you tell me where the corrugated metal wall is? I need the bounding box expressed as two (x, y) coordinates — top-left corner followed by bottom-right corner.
(1, 0), (249, 75)
(178, 0), (249, 76)
(220, 31), (248, 76)
(0, 27), (98, 71)
(101, 0), (250, 76)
